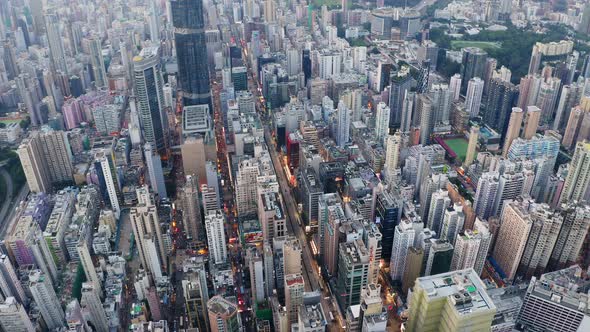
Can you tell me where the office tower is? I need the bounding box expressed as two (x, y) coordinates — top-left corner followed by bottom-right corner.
(424, 240), (453, 276)
(417, 94), (433, 144)
(205, 210), (227, 265)
(362, 223), (383, 285)
(80, 283), (108, 332)
(548, 204), (590, 270)
(131, 187), (166, 278)
(247, 249), (265, 304)
(8, 217), (58, 283)
(337, 240), (370, 308)
(560, 142), (590, 204)
(172, 0), (211, 108)
(181, 136), (207, 184)
(389, 67), (413, 129)
(562, 105), (590, 150)
(493, 199), (533, 280)
(483, 78), (519, 138)
(45, 13), (67, 74)
(0, 297), (34, 332)
(144, 143), (168, 199)
(95, 150), (121, 218)
(77, 240), (102, 298)
(298, 168), (323, 228)
(236, 158), (259, 216)
(183, 259), (209, 331)
(440, 203), (465, 244)
(89, 36), (107, 88)
(134, 46), (169, 155)
(402, 247), (423, 294)
(460, 47), (488, 94)
(207, 296), (239, 332)
(231, 67), (248, 91)
(336, 100), (350, 147)
(285, 274), (305, 325)
(449, 74), (462, 101)
(17, 132), (51, 193)
(464, 125), (479, 167)
(517, 74), (543, 109)
(465, 77), (484, 117)
(286, 48), (300, 76)
(0, 255), (25, 304)
(29, 270), (65, 329)
(517, 265), (590, 331)
(522, 105), (540, 139)
(390, 219), (416, 281)
(406, 269), (496, 332)
(502, 108), (523, 157)
(384, 132), (402, 182)
(426, 189), (451, 236)
(374, 102), (390, 144)
(376, 190), (402, 261)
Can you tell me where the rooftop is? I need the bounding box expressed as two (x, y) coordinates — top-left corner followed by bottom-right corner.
(416, 268), (496, 316)
(207, 295), (238, 316)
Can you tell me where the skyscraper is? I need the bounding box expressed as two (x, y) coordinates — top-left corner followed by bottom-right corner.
(388, 67), (413, 129)
(336, 100), (350, 147)
(390, 219), (416, 281)
(502, 108), (523, 157)
(29, 270), (65, 329)
(80, 283), (109, 332)
(0, 255), (26, 304)
(0, 297), (35, 332)
(205, 210), (228, 265)
(95, 150), (121, 219)
(172, 0), (212, 108)
(417, 94), (433, 145)
(522, 105), (541, 139)
(549, 203), (590, 270)
(465, 77), (484, 117)
(440, 203), (465, 245)
(131, 186), (167, 278)
(285, 274), (305, 325)
(207, 296), (240, 332)
(483, 78), (519, 138)
(337, 239), (370, 308)
(464, 125), (479, 167)
(460, 47), (488, 94)
(17, 132), (51, 193)
(144, 143), (168, 199)
(449, 73), (461, 101)
(374, 102), (390, 144)
(45, 13), (67, 74)
(134, 46), (169, 155)
(88, 36), (107, 88)
(559, 141), (590, 204)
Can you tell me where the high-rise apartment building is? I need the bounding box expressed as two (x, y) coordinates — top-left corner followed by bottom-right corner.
(180, 175), (203, 241)
(94, 149), (121, 218)
(374, 102), (390, 144)
(29, 270), (65, 329)
(549, 203), (590, 270)
(449, 73), (461, 101)
(171, 0), (212, 108)
(88, 36), (107, 88)
(45, 13), (67, 74)
(0, 297), (35, 332)
(207, 296), (239, 332)
(0, 255), (26, 304)
(285, 274), (305, 325)
(465, 77), (484, 117)
(81, 283), (109, 332)
(402, 247), (424, 294)
(17, 131), (50, 193)
(130, 186), (166, 278)
(560, 141), (590, 204)
(236, 158), (259, 217)
(144, 143), (167, 199)
(502, 107), (523, 157)
(336, 100), (350, 147)
(523, 105), (541, 139)
(390, 219), (415, 281)
(406, 269), (496, 332)
(464, 125), (479, 167)
(440, 203), (465, 245)
(134, 46), (169, 155)
(204, 210), (228, 265)
(417, 94), (433, 145)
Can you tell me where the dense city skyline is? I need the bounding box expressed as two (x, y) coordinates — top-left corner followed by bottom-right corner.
(1, 0), (590, 331)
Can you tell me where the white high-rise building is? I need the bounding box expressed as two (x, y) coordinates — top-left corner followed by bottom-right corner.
(29, 270), (65, 329)
(131, 186), (166, 278)
(81, 283), (109, 332)
(286, 47), (301, 76)
(248, 249), (265, 303)
(375, 102), (390, 144)
(45, 13), (67, 74)
(319, 51), (342, 79)
(449, 74), (461, 101)
(426, 189), (452, 236)
(336, 100), (351, 147)
(95, 150), (121, 219)
(493, 172), (525, 217)
(77, 239), (102, 298)
(390, 219), (416, 281)
(205, 210), (228, 265)
(560, 142), (590, 204)
(474, 172), (500, 220)
(144, 143), (167, 199)
(201, 184), (220, 215)
(235, 158), (259, 216)
(0, 297), (35, 332)
(465, 77), (484, 117)
(384, 132), (402, 183)
(450, 229), (488, 273)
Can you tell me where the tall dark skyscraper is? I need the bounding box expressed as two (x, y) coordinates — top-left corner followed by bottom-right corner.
(302, 49), (312, 85)
(171, 0), (212, 110)
(460, 47), (488, 94)
(483, 77), (519, 140)
(388, 67), (413, 129)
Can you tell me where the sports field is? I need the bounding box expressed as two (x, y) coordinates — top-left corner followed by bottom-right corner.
(451, 40), (502, 51)
(444, 138), (469, 161)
